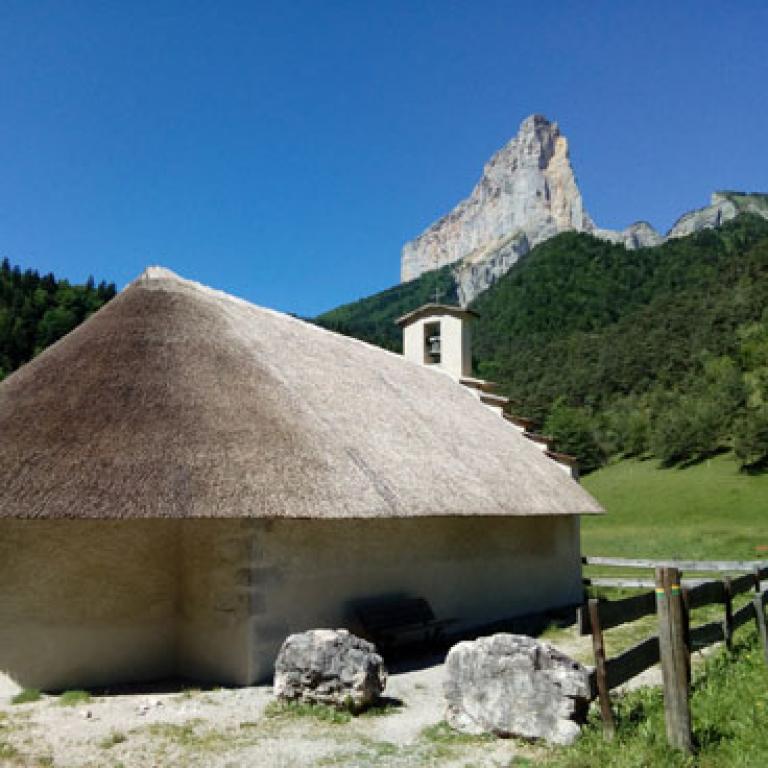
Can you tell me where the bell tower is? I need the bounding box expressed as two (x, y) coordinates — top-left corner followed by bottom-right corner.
(395, 304), (478, 380)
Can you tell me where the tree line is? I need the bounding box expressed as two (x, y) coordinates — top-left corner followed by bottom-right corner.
(0, 258), (116, 380)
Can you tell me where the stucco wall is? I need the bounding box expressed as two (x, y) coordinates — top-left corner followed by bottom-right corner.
(0, 516), (582, 690)
(244, 515), (582, 683)
(176, 520), (251, 685)
(0, 520), (179, 691)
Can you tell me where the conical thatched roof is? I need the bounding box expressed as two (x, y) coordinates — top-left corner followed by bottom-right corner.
(0, 267), (603, 520)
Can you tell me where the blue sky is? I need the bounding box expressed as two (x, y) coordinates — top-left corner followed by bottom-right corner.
(0, 1), (766, 316)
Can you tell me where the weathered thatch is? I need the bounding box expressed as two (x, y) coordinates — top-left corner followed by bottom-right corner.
(0, 267), (603, 520)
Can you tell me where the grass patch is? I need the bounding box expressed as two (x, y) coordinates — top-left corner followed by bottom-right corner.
(141, 719), (250, 752)
(318, 739), (399, 766)
(0, 740), (19, 759)
(543, 631), (768, 767)
(265, 697), (400, 724)
(58, 689), (91, 706)
(420, 720), (495, 745)
(582, 454), (768, 560)
(11, 689), (41, 705)
(264, 699), (353, 724)
(99, 730), (128, 749)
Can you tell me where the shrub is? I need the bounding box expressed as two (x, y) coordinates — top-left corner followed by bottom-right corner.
(11, 688), (41, 705)
(58, 690), (91, 706)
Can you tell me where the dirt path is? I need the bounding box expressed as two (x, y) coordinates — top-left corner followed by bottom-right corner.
(0, 651), (548, 767)
(0, 628), (677, 767)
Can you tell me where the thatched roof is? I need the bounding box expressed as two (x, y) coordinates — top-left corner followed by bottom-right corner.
(0, 267), (603, 520)
(396, 304), (479, 327)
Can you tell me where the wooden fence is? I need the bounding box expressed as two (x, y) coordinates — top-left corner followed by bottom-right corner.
(578, 557), (768, 754)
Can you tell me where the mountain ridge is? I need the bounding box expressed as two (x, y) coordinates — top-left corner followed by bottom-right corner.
(320, 214), (768, 472)
(401, 115), (768, 304)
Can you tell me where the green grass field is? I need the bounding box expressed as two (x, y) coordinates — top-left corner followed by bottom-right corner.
(554, 454), (768, 767)
(581, 453), (768, 561)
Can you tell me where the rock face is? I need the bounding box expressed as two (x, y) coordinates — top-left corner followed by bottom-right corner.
(453, 231), (530, 307)
(444, 634), (593, 746)
(667, 191), (768, 239)
(274, 629), (387, 710)
(401, 114), (768, 305)
(401, 115), (594, 291)
(593, 221), (664, 250)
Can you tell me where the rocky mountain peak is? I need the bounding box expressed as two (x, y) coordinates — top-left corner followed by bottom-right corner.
(401, 119), (768, 305)
(401, 115), (593, 291)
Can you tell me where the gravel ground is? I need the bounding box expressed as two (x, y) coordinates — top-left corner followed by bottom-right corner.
(0, 630), (673, 768)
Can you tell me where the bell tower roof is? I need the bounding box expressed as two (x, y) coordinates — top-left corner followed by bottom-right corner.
(396, 304), (479, 328)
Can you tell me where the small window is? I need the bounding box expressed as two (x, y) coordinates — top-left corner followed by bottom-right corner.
(424, 321), (441, 365)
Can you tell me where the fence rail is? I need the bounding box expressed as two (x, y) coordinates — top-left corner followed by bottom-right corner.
(582, 556), (768, 572)
(605, 635), (660, 690)
(580, 560), (768, 617)
(581, 557), (768, 753)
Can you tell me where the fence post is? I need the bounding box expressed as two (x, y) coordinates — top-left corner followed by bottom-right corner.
(754, 592), (768, 666)
(681, 585), (692, 687)
(588, 598), (615, 738)
(723, 576), (734, 652)
(656, 566), (693, 754)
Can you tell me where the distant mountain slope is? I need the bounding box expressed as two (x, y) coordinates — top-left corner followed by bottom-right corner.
(317, 214), (768, 471)
(470, 215), (768, 413)
(398, 113), (768, 305)
(317, 264), (458, 351)
(0, 259), (116, 380)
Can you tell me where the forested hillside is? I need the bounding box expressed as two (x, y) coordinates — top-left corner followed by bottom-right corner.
(318, 265), (458, 351)
(318, 215), (768, 472)
(0, 259), (116, 380)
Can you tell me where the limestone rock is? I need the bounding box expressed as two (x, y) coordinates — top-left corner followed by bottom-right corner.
(401, 115), (594, 286)
(454, 231), (530, 305)
(274, 629), (387, 710)
(667, 195), (738, 239)
(593, 221), (663, 250)
(667, 192), (768, 240)
(401, 115), (768, 305)
(444, 634), (592, 745)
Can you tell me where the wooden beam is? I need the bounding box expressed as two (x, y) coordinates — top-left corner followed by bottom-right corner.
(605, 635), (660, 690)
(686, 579), (725, 610)
(583, 556), (768, 572)
(730, 572), (758, 597)
(585, 577), (710, 590)
(688, 619), (725, 651)
(582, 591), (657, 633)
(732, 601), (757, 632)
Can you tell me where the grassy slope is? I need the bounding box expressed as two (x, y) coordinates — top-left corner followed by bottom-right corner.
(546, 633), (768, 768)
(581, 453), (768, 560)
(552, 456), (768, 767)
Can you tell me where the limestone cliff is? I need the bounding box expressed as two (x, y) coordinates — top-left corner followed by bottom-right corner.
(401, 117), (768, 305)
(667, 192), (768, 240)
(401, 115), (594, 292)
(592, 221), (664, 250)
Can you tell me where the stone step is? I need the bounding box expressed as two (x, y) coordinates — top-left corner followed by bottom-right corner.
(479, 392), (509, 409)
(503, 413), (536, 431)
(545, 449), (578, 468)
(459, 376), (499, 394)
(523, 432), (554, 450)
